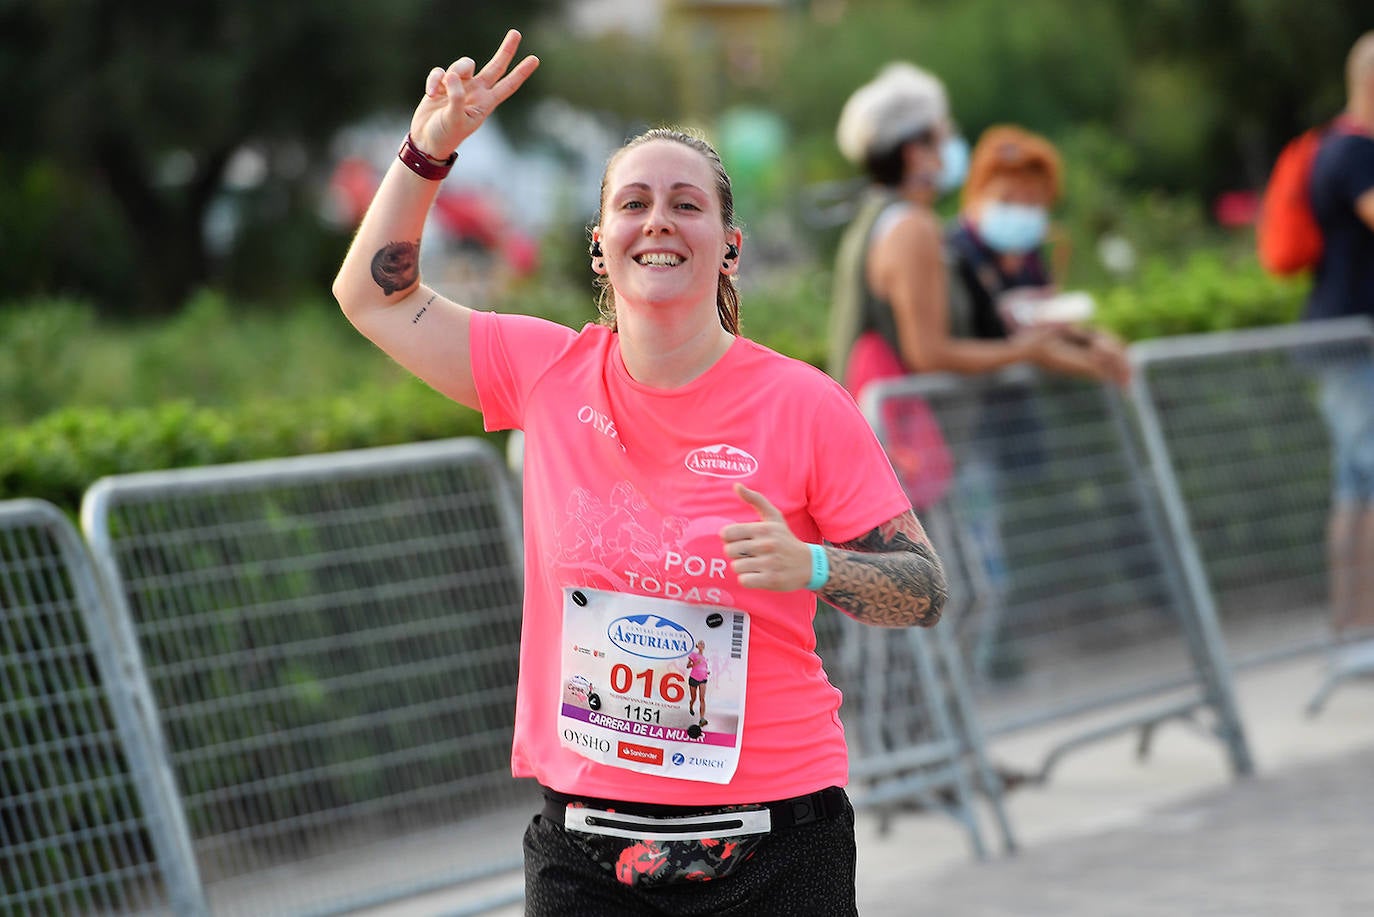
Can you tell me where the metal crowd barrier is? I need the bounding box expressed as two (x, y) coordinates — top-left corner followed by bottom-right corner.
(818, 611), (1015, 857)
(79, 439), (529, 916)
(21, 313), (1363, 913)
(0, 499), (201, 916)
(1128, 316), (1374, 716)
(861, 369), (1253, 784)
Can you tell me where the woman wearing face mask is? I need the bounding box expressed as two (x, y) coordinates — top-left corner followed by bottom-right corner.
(941, 126), (1130, 682)
(945, 125), (1129, 386)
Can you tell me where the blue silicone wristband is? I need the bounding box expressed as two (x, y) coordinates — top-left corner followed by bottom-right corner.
(806, 543), (829, 591)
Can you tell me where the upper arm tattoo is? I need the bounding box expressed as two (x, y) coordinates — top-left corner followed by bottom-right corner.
(371, 240), (420, 296)
(819, 510), (947, 628)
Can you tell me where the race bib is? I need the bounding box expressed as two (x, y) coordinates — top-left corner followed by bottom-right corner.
(558, 587), (749, 784)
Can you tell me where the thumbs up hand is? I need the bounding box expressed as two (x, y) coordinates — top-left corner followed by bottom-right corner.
(720, 484), (814, 591)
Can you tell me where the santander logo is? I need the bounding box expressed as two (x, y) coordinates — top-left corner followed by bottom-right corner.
(684, 443), (759, 479)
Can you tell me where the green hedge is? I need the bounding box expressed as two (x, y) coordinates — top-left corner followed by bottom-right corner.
(0, 381), (493, 515)
(1092, 250), (1308, 341)
(0, 249), (1312, 516)
(0, 293), (413, 425)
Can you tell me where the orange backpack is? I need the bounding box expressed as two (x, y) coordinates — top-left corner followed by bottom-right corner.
(1257, 125), (1328, 276)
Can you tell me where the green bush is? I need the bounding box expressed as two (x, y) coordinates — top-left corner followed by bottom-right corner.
(0, 245), (1313, 517)
(1092, 250), (1307, 342)
(738, 267), (832, 369)
(0, 291), (413, 424)
(0, 299), (103, 425)
(0, 382), (492, 515)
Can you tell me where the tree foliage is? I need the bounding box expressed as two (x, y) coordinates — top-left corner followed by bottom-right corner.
(4, 1), (1374, 313)
(1118, 0), (1374, 191)
(774, 0), (1130, 179)
(0, 0), (556, 313)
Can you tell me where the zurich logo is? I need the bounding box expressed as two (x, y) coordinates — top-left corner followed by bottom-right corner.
(672, 753), (685, 766)
(607, 614), (694, 660)
(684, 443), (758, 479)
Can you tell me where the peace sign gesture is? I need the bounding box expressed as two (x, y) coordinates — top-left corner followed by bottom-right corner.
(410, 29), (539, 162)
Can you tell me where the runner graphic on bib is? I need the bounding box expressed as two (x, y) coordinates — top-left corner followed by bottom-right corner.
(559, 587), (749, 783)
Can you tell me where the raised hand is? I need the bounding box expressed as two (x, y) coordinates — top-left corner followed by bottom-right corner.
(410, 29), (539, 162)
(720, 484), (812, 591)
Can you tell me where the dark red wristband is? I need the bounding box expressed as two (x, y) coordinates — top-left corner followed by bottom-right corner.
(398, 133), (457, 181)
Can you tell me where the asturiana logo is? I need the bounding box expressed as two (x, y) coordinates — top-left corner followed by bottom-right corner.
(607, 614), (694, 660)
(684, 444), (758, 479)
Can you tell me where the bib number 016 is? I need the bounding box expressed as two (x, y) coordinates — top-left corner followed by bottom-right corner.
(609, 663), (686, 702)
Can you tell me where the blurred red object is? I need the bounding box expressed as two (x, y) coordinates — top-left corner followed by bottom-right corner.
(500, 232), (540, 276)
(330, 157), (378, 225)
(434, 191), (506, 247)
(1213, 190), (1260, 228)
(328, 159), (539, 276)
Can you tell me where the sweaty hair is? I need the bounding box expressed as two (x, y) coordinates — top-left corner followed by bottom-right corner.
(593, 128), (741, 335)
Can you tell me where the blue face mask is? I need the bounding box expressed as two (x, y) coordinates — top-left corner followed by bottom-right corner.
(936, 135), (969, 194)
(977, 202), (1049, 254)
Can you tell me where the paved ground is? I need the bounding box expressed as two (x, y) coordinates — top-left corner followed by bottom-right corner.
(860, 746), (1374, 917)
(855, 654), (1374, 917)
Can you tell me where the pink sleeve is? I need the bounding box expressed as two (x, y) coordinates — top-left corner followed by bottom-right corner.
(807, 382), (912, 544)
(469, 311), (578, 431)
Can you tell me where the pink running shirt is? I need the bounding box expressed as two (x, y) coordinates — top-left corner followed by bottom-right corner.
(470, 310), (912, 806)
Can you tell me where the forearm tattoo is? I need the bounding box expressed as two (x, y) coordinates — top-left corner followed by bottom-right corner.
(819, 511), (947, 628)
(371, 240), (420, 296)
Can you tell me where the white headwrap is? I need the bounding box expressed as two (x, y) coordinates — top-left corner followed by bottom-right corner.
(836, 62), (948, 164)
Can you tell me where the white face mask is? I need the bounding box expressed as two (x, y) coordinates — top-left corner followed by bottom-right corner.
(977, 202), (1049, 254)
(936, 135), (969, 194)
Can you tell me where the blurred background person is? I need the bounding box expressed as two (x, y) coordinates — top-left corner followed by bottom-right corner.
(829, 62), (963, 401)
(1307, 31), (1374, 653)
(827, 62), (966, 512)
(947, 125), (1129, 388)
(943, 126), (1131, 678)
